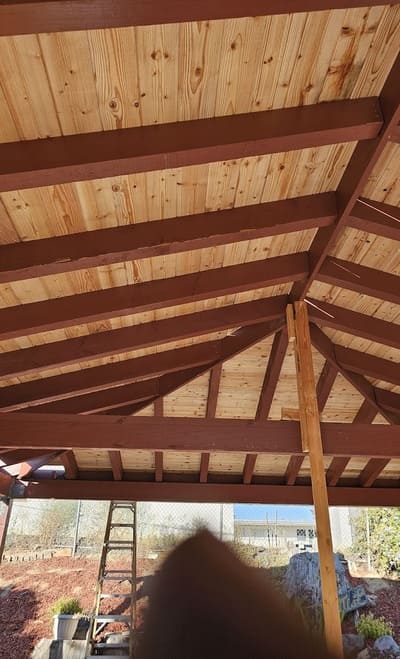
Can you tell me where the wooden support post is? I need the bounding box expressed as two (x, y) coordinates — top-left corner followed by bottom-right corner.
(0, 499), (13, 563)
(291, 302), (343, 658)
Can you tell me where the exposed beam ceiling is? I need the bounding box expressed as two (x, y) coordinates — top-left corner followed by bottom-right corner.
(1, 414), (400, 457)
(0, 193), (335, 283)
(0, 295), (287, 379)
(0, 0), (387, 36)
(0, 98), (381, 192)
(0, 254), (305, 341)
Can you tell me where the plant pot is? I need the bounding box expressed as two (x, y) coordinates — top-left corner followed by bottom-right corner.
(52, 614), (80, 640)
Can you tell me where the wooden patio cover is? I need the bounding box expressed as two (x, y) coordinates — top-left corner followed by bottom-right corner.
(0, 0), (399, 507)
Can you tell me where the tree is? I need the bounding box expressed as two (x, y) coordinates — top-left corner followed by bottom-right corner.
(351, 508), (400, 574)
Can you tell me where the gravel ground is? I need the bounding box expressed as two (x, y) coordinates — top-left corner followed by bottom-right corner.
(0, 556), (152, 658)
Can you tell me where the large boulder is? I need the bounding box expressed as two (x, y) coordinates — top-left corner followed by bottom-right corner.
(343, 633), (365, 657)
(373, 636), (400, 655)
(285, 552), (350, 609)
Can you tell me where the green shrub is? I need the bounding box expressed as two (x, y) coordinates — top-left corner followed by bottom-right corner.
(356, 613), (393, 640)
(50, 597), (83, 617)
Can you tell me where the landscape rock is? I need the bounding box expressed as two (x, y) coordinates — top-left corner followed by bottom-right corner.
(285, 552), (349, 609)
(356, 650), (370, 659)
(373, 636), (400, 654)
(343, 633), (365, 657)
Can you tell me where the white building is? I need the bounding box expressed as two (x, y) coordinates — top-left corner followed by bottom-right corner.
(234, 519), (318, 552)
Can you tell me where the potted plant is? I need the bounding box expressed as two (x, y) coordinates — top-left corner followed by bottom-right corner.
(50, 597), (84, 640)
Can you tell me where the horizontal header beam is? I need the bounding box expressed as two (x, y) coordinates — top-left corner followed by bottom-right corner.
(0, 98), (381, 192)
(0, 0), (387, 37)
(1, 414), (399, 457)
(0, 193), (335, 283)
(13, 479), (400, 506)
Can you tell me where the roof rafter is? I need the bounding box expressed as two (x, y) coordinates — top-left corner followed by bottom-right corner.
(307, 299), (400, 350)
(0, 295), (287, 379)
(0, 193), (335, 283)
(206, 364), (223, 420)
(292, 50), (400, 299)
(316, 361), (338, 413)
(0, 98), (381, 192)
(0, 0), (387, 36)
(335, 345), (400, 386)
(353, 401), (377, 424)
(348, 198), (400, 242)
(0, 253), (306, 342)
(317, 257), (400, 305)
(310, 325), (400, 424)
(255, 329), (288, 421)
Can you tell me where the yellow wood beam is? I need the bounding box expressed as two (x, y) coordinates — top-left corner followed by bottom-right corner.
(291, 301), (343, 658)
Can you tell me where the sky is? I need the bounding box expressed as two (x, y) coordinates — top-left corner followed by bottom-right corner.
(234, 504), (315, 522)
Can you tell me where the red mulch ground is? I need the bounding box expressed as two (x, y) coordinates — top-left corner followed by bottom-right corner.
(0, 556), (153, 658)
(1, 557), (400, 658)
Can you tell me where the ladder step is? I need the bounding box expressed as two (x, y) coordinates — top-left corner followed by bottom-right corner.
(104, 569), (132, 574)
(94, 642), (129, 649)
(106, 540), (133, 544)
(87, 655), (129, 658)
(94, 615), (131, 622)
(110, 523), (135, 528)
(102, 576), (133, 582)
(100, 593), (133, 599)
(106, 546), (133, 552)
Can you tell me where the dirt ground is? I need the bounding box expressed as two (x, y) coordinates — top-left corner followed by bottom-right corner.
(0, 556), (400, 658)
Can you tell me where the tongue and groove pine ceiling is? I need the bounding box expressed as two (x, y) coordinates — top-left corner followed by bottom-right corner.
(0, 1), (399, 502)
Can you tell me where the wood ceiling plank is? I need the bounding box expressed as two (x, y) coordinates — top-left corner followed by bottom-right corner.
(0, 98), (381, 192)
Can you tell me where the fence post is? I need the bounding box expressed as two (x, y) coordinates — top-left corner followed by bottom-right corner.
(72, 500), (81, 556)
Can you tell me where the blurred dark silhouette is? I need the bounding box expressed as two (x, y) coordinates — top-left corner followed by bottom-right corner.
(137, 530), (338, 659)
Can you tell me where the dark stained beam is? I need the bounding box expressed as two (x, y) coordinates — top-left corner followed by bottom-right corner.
(0, 253), (307, 341)
(255, 329), (288, 421)
(0, 0), (386, 36)
(0, 471), (13, 497)
(0, 295), (287, 379)
(109, 451), (123, 481)
(0, 449), (58, 466)
(316, 361), (338, 412)
(359, 459), (391, 488)
(206, 364), (222, 419)
(353, 401), (377, 424)
(0, 193), (336, 284)
(285, 456), (304, 486)
(154, 399), (164, 417)
(13, 479), (400, 507)
(0, 99), (381, 193)
(155, 452), (164, 483)
(200, 453), (210, 484)
(60, 451), (79, 480)
(310, 324), (400, 424)
(29, 376), (161, 414)
(326, 457), (350, 487)
(335, 345), (400, 387)
(293, 51), (400, 299)
(243, 454), (257, 484)
(1, 413), (400, 457)
(348, 198), (400, 242)
(375, 388), (400, 414)
(389, 123), (400, 143)
(317, 257), (400, 305)
(0, 341), (220, 411)
(7, 451), (62, 479)
(307, 299), (400, 350)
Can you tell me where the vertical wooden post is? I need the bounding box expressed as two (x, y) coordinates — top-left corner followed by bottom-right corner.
(0, 498), (13, 564)
(291, 301), (343, 658)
